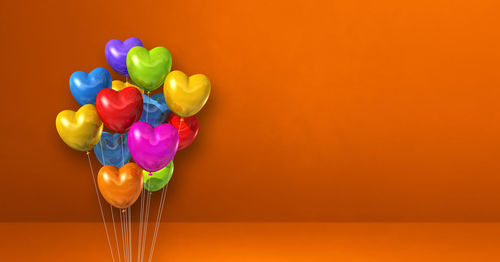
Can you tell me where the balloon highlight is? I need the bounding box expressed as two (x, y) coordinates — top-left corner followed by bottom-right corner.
(105, 37), (143, 76)
(56, 104), (103, 152)
(69, 67), (112, 105)
(97, 163), (143, 209)
(94, 132), (131, 168)
(128, 122), (179, 172)
(126, 46), (172, 91)
(143, 161), (174, 192)
(164, 70), (211, 117)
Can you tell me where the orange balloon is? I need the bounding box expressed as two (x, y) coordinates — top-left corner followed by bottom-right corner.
(97, 163), (143, 209)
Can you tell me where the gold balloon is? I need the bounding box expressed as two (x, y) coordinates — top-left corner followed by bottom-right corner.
(55, 104), (103, 152)
(112, 80), (144, 93)
(97, 163), (143, 209)
(163, 70), (211, 117)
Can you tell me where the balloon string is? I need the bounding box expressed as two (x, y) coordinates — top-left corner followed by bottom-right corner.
(86, 152), (115, 262)
(110, 205), (121, 262)
(122, 210), (127, 262)
(99, 140), (106, 166)
(148, 185), (168, 262)
(137, 187), (145, 261)
(141, 194), (147, 262)
(120, 210), (126, 262)
(124, 209), (130, 262)
(141, 180), (152, 262)
(100, 139), (122, 261)
(141, 92), (151, 262)
(143, 120), (180, 261)
(127, 210), (130, 262)
(121, 135), (125, 167)
(128, 206), (132, 262)
(146, 91), (151, 123)
(145, 118), (179, 260)
(177, 117), (183, 145)
(128, 209), (131, 262)
(125, 209), (129, 262)
(141, 185), (150, 262)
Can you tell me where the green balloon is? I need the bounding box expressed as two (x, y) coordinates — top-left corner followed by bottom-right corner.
(126, 46), (172, 91)
(143, 161), (174, 192)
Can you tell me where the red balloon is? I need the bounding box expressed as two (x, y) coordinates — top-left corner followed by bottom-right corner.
(167, 113), (199, 150)
(96, 87), (143, 133)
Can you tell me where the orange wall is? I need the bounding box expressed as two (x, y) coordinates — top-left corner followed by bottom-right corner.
(1, 0), (500, 222)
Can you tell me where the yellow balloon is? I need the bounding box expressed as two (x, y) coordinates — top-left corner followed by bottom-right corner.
(163, 70), (211, 117)
(55, 104), (103, 152)
(112, 80), (144, 93)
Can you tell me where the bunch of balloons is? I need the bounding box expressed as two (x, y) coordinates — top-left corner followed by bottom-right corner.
(55, 37), (210, 209)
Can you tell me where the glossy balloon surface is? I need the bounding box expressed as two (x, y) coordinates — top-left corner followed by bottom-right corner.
(96, 87), (143, 133)
(70, 67), (112, 105)
(143, 161), (174, 192)
(163, 70), (210, 117)
(112, 80), (143, 93)
(128, 122), (178, 172)
(105, 37), (143, 76)
(126, 46), (172, 91)
(56, 104), (103, 152)
(140, 93), (170, 127)
(168, 114), (199, 150)
(94, 132), (131, 168)
(97, 163), (143, 209)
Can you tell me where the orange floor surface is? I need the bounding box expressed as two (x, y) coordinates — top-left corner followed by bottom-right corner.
(1, 222), (500, 261)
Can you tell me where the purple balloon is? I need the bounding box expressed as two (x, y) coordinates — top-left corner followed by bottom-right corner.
(105, 37), (143, 76)
(128, 122), (179, 172)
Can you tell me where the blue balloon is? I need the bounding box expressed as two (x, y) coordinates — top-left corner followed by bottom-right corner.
(70, 67), (112, 105)
(94, 132), (131, 168)
(139, 93), (170, 127)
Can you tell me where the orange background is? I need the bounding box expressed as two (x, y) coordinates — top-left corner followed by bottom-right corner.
(4, 222), (500, 261)
(1, 0), (500, 222)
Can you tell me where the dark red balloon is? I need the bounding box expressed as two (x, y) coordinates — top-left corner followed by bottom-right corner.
(167, 113), (199, 150)
(96, 87), (143, 133)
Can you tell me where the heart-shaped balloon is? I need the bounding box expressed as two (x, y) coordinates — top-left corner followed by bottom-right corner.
(112, 80), (144, 93)
(128, 122), (179, 172)
(70, 67), (112, 105)
(105, 37), (143, 76)
(126, 46), (172, 92)
(143, 161), (174, 192)
(163, 70), (211, 117)
(97, 163), (143, 209)
(168, 114), (199, 150)
(55, 104), (103, 152)
(94, 132), (131, 168)
(96, 86), (143, 133)
(139, 93), (170, 127)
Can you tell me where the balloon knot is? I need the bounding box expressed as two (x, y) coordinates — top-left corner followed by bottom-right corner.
(120, 134), (124, 137)
(122, 209), (126, 213)
(149, 173), (153, 176)
(86, 151), (90, 155)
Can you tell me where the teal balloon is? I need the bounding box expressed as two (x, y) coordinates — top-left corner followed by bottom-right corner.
(143, 161), (174, 192)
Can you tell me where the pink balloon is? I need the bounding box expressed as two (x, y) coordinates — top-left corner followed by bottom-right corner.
(128, 122), (179, 172)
